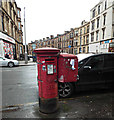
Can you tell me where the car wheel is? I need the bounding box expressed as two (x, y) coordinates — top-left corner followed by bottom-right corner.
(8, 62), (14, 68)
(58, 82), (74, 98)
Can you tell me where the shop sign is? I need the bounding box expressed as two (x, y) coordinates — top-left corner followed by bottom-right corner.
(0, 32), (15, 44)
(101, 40), (112, 44)
(68, 45), (71, 48)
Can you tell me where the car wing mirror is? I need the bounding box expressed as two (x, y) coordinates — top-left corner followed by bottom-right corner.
(84, 66), (91, 69)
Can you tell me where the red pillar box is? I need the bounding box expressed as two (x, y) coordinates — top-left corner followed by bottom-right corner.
(58, 53), (78, 98)
(34, 48), (60, 114)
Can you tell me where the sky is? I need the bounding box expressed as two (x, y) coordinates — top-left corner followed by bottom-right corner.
(16, 0), (100, 44)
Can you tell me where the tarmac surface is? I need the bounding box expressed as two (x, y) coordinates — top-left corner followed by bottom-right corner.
(18, 60), (37, 66)
(1, 61), (114, 119)
(2, 88), (114, 119)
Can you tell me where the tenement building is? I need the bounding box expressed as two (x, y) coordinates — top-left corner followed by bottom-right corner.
(28, 0), (114, 55)
(0, 0), (24, 60)
(89, 0), (114, 53)
(77, 20), (90, 54)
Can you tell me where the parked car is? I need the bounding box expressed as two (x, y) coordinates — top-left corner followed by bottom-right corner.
(0, 56), (19, 67)
(59, 53), (114, 98)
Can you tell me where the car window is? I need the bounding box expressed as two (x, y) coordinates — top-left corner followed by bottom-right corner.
(84, 55), (104, 70)
(0, 57), (3, 60)
(78, 57), (90, 69)
(104, 54), (114, 69)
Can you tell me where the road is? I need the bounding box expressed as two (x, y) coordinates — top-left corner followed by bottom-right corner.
(1, 65), (38, 107)
(1, 65), (114, 119)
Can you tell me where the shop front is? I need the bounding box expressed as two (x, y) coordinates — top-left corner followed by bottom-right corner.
(0, 32), (16, 59)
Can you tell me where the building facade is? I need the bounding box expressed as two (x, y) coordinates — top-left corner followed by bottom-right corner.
(0, 0), (24, 60)
(77, 20), (90, 54)
(89, 0), (114, 53)
(28, 0), (114, 55)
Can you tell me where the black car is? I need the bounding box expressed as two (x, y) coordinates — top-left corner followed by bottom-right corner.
(59, 53), (114, 98)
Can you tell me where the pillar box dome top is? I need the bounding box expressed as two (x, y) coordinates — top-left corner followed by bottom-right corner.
(33, 47), (60, 55)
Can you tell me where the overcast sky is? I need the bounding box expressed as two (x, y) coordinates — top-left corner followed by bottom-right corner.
(16, 0), (100, 44)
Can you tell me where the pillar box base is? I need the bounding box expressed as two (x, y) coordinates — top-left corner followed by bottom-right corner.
(39, 97), (59, 114)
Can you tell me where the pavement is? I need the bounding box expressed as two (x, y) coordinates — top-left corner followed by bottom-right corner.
(2, 90), (114, 119)
(18, 60), (37, 66)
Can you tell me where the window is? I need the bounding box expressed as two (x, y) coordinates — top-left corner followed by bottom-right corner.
(87, 26), (89, 33)
(10, 3), (12, 17)
(78, 57), (90, 69)
(75, 30), (78, 36)
(19, 35), (21, 42)
(104, 55), (114, 69)
(83, 47), (85, 53)
(6, 16), (9, 33)
(17, 10), (20, 17)
(103, 14), (106, 26)
(79, 47), (82, 53)
(18, 22), (21, 30)
(11, 22), (13, 37)
(98, 5), (100, 14)
(92, 9), (96, 18)
(80, 29), (82, 35)
(83, 36), (85, 45)
(91, 33), (94, 42)
(2, 15), (4, 31)
(91, 21), (95, 30)
(32, 44), (36, 49)
(105, 1), (107, 10)
(113, 26), (114, 37)
(97, 18), (100, 28)
(85, 55), (104, 70)
(70, 33), (73, 38)
(86, 35), (89, 44)
(87, 46), (89, 53)
(20, 46), (22, 54)
(96, 31), (99, 41)
(80, 36), (82, 45)
(74, 48), (77, 55)
(58, 37), (61, 42)
(102, 28), (105, 39)
(84, 27), (86, 34)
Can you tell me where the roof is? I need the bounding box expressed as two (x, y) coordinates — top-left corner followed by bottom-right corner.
(33, 47), (60, 54)
(60, 53), (77, 58)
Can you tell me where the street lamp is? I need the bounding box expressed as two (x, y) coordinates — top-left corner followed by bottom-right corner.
(24, 7), (28, 64)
